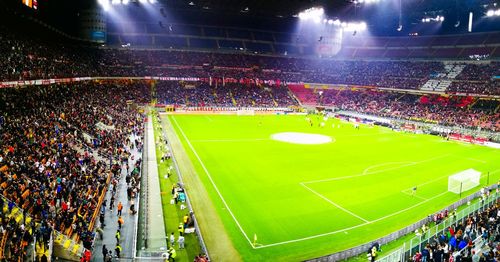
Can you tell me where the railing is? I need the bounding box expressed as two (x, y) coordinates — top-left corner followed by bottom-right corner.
(376, 190), (498, 262)
(132, 128), (145, 258)
(138, 118), (150, 251)
(452, 235), (483, 260)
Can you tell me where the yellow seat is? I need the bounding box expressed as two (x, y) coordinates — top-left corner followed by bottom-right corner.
(63, 239), (71, 249)
(72, 244), (80, 254)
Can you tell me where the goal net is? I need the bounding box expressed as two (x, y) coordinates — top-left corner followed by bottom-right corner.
(237, 109), (255, 116)
(448, 169), (481, 194)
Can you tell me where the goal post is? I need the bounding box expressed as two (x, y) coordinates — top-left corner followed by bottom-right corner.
(448, 169), (481, 194)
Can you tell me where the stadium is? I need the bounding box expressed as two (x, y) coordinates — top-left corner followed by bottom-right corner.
(0, 0), (500, 261)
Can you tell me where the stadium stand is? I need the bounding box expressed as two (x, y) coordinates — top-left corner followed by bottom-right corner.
(0, 3), (499, 260)
(0, 82), (148, 260)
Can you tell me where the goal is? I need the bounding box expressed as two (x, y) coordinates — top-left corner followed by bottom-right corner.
(448, 169), (481, 194)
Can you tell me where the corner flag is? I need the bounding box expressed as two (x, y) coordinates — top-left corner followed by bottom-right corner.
(253, 234), (257, 247)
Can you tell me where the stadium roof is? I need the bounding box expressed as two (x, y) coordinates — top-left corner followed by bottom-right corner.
(10, 0), (500, 36)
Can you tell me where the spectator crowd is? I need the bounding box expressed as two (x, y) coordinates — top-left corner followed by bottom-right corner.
(0, 82), (147, 260)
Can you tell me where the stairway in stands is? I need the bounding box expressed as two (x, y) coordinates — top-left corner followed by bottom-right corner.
(420, 62), (466, 92)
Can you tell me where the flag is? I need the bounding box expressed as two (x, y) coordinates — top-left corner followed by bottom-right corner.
(253, 233), (257, 246)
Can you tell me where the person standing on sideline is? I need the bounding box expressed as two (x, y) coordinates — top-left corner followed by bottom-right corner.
(168, 247), (177, 262)
(178, 223), (184, 236)
(115, 244), (122, 258)
(115, 230), (120, 243)
(118, 216), (124, 230)
(178, 235), (185, 249)
(117, 202), (123, 216)
(170, 232), (175, 247)
(102, 245), (108, 262)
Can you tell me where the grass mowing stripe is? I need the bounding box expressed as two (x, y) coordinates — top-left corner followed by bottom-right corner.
(170, 116), (254, 248)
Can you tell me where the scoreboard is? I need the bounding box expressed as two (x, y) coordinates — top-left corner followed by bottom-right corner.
(22, 0), (38, 10)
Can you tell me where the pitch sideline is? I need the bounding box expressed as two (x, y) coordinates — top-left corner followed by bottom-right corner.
(170, 116), (255, 248)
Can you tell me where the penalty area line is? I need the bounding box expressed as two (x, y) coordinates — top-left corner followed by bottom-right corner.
(302, 154), (450, 184)
(300, 183), (369, 223)
(170, 116), (255, 248)
(256, 189), (450, 249)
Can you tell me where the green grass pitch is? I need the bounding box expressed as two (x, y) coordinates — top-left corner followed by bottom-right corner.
(166, 114), (500, 261)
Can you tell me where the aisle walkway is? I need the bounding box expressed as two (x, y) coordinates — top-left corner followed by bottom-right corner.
(141, 117), (167, 252)
(91, 134), (141, 262)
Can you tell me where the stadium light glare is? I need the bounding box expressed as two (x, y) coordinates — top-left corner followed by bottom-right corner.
(122, 0), (129, 4)
(138, 0), (147, 3)
(359, 22), (367, 30)
(111, 0), (120, 5)
(327, 19), (334, 25)
(297, 7), (324, 22)
(485, 9), (500, 17)
(149, 0), (157, 3)
(98, 0), (110, 11)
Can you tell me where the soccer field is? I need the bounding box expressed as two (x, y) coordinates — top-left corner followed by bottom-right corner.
(165, 114), (500, 261)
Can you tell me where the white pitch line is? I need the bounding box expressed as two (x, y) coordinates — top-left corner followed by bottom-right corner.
(256, 190), (450, 249)
(170, 116), (255, 248)
(400, 189), (429, 201)
(300, 183), (369, 223)
(302, 162), (416, 184)
(466, 158), (487, 164)
(191, 138), (269, 143)
(302, 154), (450, 184)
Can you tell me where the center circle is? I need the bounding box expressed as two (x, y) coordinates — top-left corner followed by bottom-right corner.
(271, 132), (333, 145)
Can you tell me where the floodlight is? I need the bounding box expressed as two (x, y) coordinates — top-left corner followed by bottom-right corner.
(487, 10), (495, 17)
(111, 0), (120, 5)
(98, 0), (110, 11)
(122, 0), (129, 4)
(496, 9), (500, 16)
(327, 19), (334, 25)
(313, 17), (321, 24)
(333, 19), (341, 26)
(139, 0), (147, 3)
(149, 0), (157, 3)
(359, 22), (367, 30)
